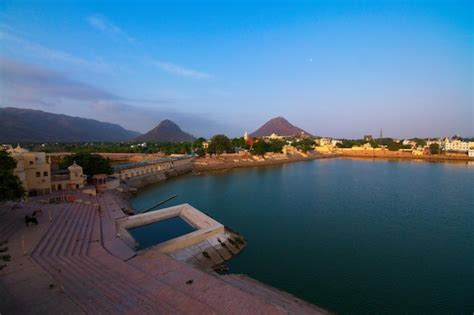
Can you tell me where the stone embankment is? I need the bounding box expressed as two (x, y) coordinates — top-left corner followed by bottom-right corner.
(337, 149), (474, 162)
(193, 153), (337, 172)
(122, 163), (193, 189)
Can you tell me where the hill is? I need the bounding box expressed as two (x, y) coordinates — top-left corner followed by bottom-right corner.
(249, 116), (312, 137)
(0, 107), (140, 142)
(135, 119), (195, 142)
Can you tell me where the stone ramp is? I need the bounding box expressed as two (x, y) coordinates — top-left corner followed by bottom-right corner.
(128, 253), (286, 314)
(222, 274), (331, 314)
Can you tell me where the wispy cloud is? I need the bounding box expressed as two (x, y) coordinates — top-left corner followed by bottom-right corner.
(0, 57), (225, 135)
(0, 28), (109, 71)
(0, 57), (115, 101)
(149, 59), (211, 79)
(87, 14), (135, 44)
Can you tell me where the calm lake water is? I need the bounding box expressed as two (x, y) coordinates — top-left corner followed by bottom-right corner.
(131, 158), (474, 314)
(128, 216), (196, 250)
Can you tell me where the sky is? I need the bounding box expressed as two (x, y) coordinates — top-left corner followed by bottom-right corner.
(0, 0), (472, 138)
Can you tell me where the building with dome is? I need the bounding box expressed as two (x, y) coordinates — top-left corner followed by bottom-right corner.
(6, 145), (85, 196)
(50, 161), (85, 192)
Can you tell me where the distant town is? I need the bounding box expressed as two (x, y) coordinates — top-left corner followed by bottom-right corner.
(1, 115), (473, 198)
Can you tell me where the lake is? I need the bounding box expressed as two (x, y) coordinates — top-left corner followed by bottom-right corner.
(131, 158), (474, 314)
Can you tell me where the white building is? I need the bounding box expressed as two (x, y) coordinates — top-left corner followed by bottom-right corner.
(402, 140), (416, 147)
(444, 139), (469, 152)
(331, 139), (342, 147)
(267, 133), (284, 140)
(316, 138), (332, 147)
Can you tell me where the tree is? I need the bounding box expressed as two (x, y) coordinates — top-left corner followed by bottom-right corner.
(295, 138), (315, 153)
(208, 135), (231, 155)
(193, 137), (206, 149)
(60, 153), (113, 177)
(0, 151), (25, 202)
(268, 139), (285, 153)
(231, 137), (245, 148)
(195, 147), (206, 157)
(429, 143), (440, 155)
(412, 138), (427, 147)
(252, 140), (268, 157)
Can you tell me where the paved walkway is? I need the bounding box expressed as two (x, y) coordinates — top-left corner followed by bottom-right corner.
(0, 191), (328, 314)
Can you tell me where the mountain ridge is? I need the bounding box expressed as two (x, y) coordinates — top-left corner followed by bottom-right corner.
(0, 107), (140, 142)
(250, 116), (312, 137)
(135, 119), (196, 142)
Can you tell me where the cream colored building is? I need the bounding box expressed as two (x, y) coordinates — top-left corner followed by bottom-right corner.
(8, 145), (85, 196)
(444, 139), (469, 152)
(8, 145), (51, 196)
(469, 142), (474, 157)
(267, 133), (284, 140)
(351, 143), (373, 150)
(316, 138), (332, 147)
(50, 162), (85, 192)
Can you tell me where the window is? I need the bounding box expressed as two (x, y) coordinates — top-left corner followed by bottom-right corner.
(36, 172), (40, 177)
(29, 161), (34, 165)
(43, 171), (48, 176)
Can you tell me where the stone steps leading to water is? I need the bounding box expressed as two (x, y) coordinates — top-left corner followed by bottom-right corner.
(17, 191), (327, 314)
(221, 274), (330, 314)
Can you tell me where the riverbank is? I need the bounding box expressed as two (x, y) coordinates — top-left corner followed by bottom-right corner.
(193, 153), (337, 172)
(336, 150), (474, 162)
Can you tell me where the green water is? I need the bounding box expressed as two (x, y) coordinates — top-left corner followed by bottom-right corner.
(128, 216), (196, 250)
(131, 158), (474, 314)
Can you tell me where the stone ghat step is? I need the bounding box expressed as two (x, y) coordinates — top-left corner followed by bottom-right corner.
(221, 274), (330, 315)
(0, 201), (48, 241)
(57, 204), (90, 257)
(128, 253), (285, 314)
(31, 206), (73, 257)
(58, 256), (170, 313)
(32, 204), (97, 259)
(36, 250), (175, 313)
(33, 204), (80, 258)
(28, 200), (209, 313)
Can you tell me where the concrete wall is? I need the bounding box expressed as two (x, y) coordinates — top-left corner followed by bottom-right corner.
(117, 204), (224, 253)
(106, 177), (120, 190)
(114, 157), (193, 181)
(123, 163), (193, 189)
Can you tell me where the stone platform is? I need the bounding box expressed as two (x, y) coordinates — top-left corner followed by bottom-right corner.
(0, 191), (329, 314)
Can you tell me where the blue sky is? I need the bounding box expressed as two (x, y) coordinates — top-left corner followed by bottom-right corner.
(0, 0), (472, 138)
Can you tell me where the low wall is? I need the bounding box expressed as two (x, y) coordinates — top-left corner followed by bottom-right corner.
(193, 154), (336, 171)
(123, 163), (192, 189)
(337, 150), (474, 161)
(116, 203), (224, 253)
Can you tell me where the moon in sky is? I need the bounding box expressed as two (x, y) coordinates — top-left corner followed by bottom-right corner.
(309, 58), (313, 62)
